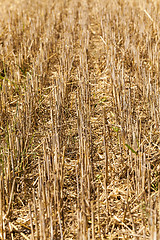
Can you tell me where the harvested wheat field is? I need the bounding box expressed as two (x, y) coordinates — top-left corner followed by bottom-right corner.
(0, 0), (160, 239)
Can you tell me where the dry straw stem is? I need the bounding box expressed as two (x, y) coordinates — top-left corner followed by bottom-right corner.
(0, 0), (160, 239)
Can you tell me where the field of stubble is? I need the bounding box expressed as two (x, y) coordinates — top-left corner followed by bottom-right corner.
(0, 0), (160, 239)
